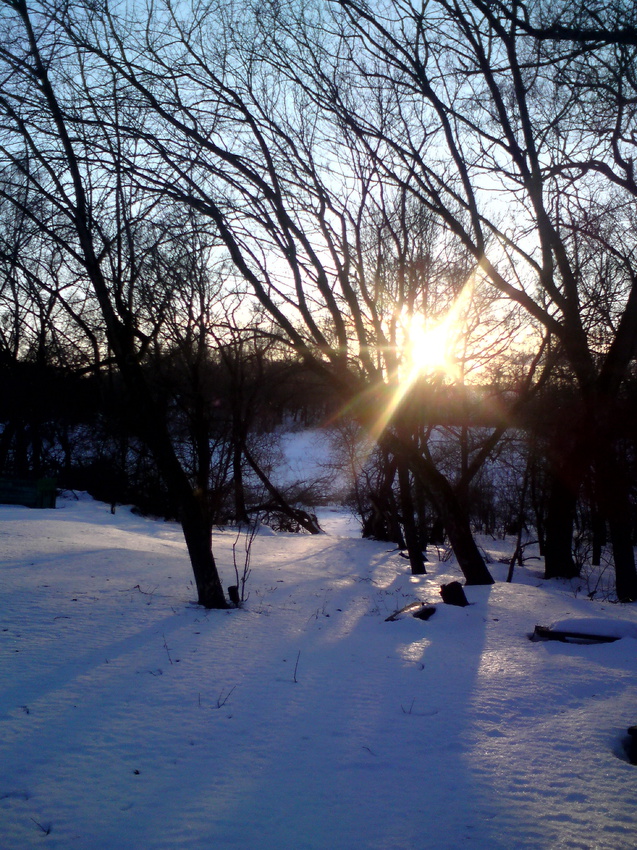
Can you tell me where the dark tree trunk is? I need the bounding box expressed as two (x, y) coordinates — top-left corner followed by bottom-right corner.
(413, 472), (430, 556)
(544, 471), (579, 579)
(529, 461), (547, 556)
(232, 439), (249, 524)
(146, 423), (228, 608)
(443, 496), (494, 585)
(179, 490), (228, 608)
(609, 513), (637, 602)
(361, 451), (404, 545)
(591, 508), (605, 567)
(0, 420), (17, 475)
(229, 379), (250, 523)
(243, 444), (321, 534)
(399, 441), (494, 585)
(397, 457), (426, 575)
(111, 356), (229, 609)
(11, 21), (228, 607)
(595, 452), (637, 602)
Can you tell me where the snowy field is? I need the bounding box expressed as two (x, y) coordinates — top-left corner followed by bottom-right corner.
(2, 495), (637, 849)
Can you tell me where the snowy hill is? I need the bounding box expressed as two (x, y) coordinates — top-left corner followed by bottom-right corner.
(1, 495), (637, 849)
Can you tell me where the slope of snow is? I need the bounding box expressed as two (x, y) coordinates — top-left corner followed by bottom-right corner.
(1, 495), (637, 849)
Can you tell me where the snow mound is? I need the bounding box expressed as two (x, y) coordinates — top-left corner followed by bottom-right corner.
(550, 617), (637, 640)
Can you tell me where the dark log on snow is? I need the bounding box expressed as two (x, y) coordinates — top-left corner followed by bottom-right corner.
(385, 602), (436, 622)
(412, 606), (437, 621)
(531, 625), (620, 644)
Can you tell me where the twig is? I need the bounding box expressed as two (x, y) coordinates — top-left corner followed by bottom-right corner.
(232, 521), (257, 604)
(293, 650), (301, 683)
(162, 634), (173, 665)
(121, 584), (158, 596)
(507, 454), (532, 582)
(214, 685), (236, 709)
(31, 818), (51, 835)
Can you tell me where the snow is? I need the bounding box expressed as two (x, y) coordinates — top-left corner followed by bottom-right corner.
(2, 495), (637, 849)
(548, 618), (637, 640)
(277, 428), (334, 486)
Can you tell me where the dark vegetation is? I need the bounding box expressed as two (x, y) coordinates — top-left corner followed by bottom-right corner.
(3, 334), (637, 602)
(0, 344), (334, 521)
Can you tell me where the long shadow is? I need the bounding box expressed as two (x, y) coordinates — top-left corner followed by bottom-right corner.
(0, 518), (496, 849)
(0, 606), (198, 720)
(115, 534), (496, 850)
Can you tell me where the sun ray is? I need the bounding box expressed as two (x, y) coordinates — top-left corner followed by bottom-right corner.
(402, 277), (475, 386)
(334, 276), (477, 473)
(363, 276), (476, 446)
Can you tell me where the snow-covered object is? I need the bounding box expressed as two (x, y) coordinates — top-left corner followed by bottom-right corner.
(549, 617), (637, 640)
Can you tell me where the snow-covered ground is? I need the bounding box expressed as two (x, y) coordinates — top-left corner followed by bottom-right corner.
(2, 495), (637, 849)
(277, 429), (337, 484)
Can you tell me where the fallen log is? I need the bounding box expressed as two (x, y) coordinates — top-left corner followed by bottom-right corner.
(531, 625), (620, 644)
(385, 602), (436, 622)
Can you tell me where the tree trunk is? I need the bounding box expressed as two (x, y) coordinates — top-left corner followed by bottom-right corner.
(243, 444), (321, 534)
(9, 13), (228, 608)
(361, 451), (404, 545)
(397, 439), (494, 585)
(180, 491), (228, 608)
(413, 472), (430, 556)
(232, 440), (249, 524)
(609, 513), (637, 602)
(0, 420), (17, 475)
(115, 360), (229, 609)
(591, 508), (605, 567)
(397, 457), (426, 575)
(529, 464), (546, 556)
(442, 496), (494, 585)
(544, 471), (579, 579)
(229, 388), (250, 523)
(595, 452), (637, 602)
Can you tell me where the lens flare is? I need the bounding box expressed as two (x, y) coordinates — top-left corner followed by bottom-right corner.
(403, 313), (456, 381)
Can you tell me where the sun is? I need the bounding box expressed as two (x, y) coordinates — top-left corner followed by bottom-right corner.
(399, 279), (476, 385)
(360, 283), (474, 445)
(366, 310), (458, 436)
(403, 313), (457, 380)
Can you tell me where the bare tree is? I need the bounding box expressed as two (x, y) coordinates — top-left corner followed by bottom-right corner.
(294, 0), (637, 599)
(0, 0), (228, 607)
(31, 0), (637, 597)
(55, 0), (502, 583)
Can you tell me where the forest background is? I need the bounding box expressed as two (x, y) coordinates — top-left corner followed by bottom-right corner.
(2, 0), (637, 606)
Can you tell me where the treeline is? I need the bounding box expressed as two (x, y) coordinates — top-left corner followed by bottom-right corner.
(4, 329), (637, 604)
(347, 375), (637, 594)
(0, 340), (335, 523)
